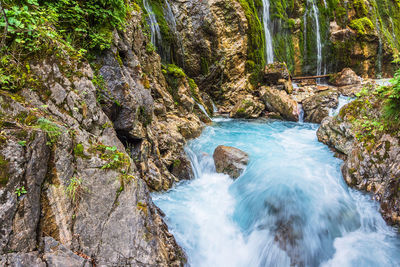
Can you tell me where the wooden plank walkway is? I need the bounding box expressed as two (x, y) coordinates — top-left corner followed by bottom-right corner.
(292, 74), (331, 80)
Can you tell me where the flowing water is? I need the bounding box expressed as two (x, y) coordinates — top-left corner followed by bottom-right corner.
(329, 96), (354, 117)
(143, 0), (162, 48)
(375, 18), (383, 78)
(153, 119), (400, 267)
(310, 0), (322, 77)
(262, 0), (274, 64)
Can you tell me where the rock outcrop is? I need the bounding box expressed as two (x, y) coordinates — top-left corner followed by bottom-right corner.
(229, 95), (265, 119)
(317, 91), (400, 226)
(331, 68), (363, 87)
(213, 145), (249, 179)
(0, 3), (216, 266)
(264, 62), (293, 94)
(260, 86), (299, 121)
(167, 0), (262, 113)
(302, 90), (339, 123)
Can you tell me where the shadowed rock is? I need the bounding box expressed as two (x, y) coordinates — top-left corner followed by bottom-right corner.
(213, 145), (249, 179)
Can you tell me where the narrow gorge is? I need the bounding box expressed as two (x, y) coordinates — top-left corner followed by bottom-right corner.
(0, 0), (399, 266)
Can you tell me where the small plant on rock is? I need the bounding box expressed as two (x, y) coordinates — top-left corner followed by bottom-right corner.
(66, 176), (83, 203)
(15, 186), (27, 197)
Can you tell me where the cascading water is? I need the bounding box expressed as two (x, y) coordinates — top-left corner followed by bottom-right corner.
(311, 0), (322, 77)
(303, 0), (323, 79)
(375, 18), (383, 78)
(163, 0), (185, 66)
(153, 119), (400, 267)
(262, 0), (274, 63)
(143, 0), (162, 47)
(329, 95), (354, 117)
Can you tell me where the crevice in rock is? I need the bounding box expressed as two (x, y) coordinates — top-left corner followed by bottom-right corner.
(116, 130), (143, 159)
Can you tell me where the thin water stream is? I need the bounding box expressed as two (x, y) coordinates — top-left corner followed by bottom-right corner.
(262, 0), (274, 63)
(153, 119), (400, 267)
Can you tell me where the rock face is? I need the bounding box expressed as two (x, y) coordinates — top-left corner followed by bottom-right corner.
(168, 0), (261, 113)
(213, 145), (249, 179)
(302, 90), (339, 123)
(331, 68), (363, 87)
(260, 86), (299, 121)
(229, 95), (265, 119)
(317, 95), (400, 226)
(0, 4), (220, 266)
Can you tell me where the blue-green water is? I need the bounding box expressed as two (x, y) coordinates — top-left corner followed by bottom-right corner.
(153, 119), (400, 267)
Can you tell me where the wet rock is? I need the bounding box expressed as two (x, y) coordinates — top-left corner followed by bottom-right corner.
(317, 95), (400, 226)
(170, 0), (253, 112)
(260, 86), (299, 121)
(302, 90), (339, 123)
(331, 68), (362, 87)
(213, 145), (249, 179)
(264, 62), (293, 94)
(264, 62), (290, 84)
(229, 95), (265, 119)
(329, 21), (357, 43)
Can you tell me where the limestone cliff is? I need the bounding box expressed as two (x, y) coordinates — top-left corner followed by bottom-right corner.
(0, 2), (209, 265)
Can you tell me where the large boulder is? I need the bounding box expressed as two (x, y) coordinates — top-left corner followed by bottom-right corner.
(331, 68), (362, 87)
(264, 62), (293, 94)
(302, 90), (339, 123)
(229, 95), (265, 118)
(260, 86), (299, 121)
(213, 145), (249, 179)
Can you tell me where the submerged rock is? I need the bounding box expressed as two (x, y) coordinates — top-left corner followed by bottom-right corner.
(213, 145), (249, 179)
(331, 68), (362, 87)
(302, 90), (339, 123)
(260, 86), (299, 121)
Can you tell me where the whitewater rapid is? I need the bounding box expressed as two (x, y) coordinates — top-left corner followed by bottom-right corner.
(153, 119), (400, 267)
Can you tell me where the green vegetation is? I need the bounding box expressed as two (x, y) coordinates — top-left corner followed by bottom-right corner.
(0, 155), (9, 186)
(238, 0), (265, 84)
(36, 118), (62, 144)
(0, 0), (129, 92)
(339, 67), (400, 144)
(349, 17), (374, 35)
(66, 176), (83, 203)
(15, 186), (27, 197)
(74, 143), (85, 157)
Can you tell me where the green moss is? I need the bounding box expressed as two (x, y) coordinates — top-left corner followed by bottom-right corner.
(166, 64), (186, 78)
(350, 17), (375, 35)
(0, 155), (9, 187)
(238, 0), (265, 84)
(173, 159), (181, 168)
(200, 57), (209, 75)
(74, 143), (85, 157)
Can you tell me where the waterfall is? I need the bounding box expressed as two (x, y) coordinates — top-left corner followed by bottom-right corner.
(297, 103), (304, 123)
(262, 0), (274, 64)
(163, 0), (185, 66)
(375, 18), (383, 78)
(143, 0), (162, 47)
(311, 0), (322, 77)
(193, 97), (212, 120)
